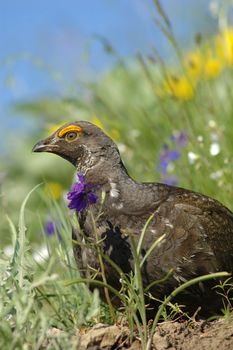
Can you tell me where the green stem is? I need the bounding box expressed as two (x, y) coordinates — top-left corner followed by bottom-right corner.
(90, 211), (116, 322)
(146, 271), (231, 350)
(64, 277), (124, 303)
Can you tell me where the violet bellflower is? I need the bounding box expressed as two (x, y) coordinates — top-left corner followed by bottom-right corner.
(44, 220), (56, 236)
(43, 217), (62, 240)
(171, 130), (188, 148)
(161, 176), (178, 186)
(67, 173), (98, 213)
(159, 144), (180, 175)
(157, 131), (188, 186)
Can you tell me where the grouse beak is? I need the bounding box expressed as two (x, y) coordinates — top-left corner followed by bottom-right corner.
(32, 138), (59, 153)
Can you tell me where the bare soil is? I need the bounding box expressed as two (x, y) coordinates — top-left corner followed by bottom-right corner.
(80, 319), (233, 350)
(46, 318), (233, 349)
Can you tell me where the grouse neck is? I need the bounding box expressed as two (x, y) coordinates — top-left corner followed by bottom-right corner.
(82, 158), (131, 186)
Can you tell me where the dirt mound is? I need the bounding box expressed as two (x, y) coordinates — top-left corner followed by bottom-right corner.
(153, 319), (233, 350)
(46, 318), (233, 349)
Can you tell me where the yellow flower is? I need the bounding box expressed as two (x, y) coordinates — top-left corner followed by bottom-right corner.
(44, 182), (63, 200)
(185, 51), (203, 80)
(185, 49), (222, 80)
(109, 129), (120, 141)
(216, 27), (233, 65)
(164, 75), (194, 101)
(91, 116), (104, 130)
(91, 116), (120, 141)
(203, 56), (222, 79)
(46, 122), (66, 135)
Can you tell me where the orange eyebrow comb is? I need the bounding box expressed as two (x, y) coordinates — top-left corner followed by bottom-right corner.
(58, 125), (82, 138)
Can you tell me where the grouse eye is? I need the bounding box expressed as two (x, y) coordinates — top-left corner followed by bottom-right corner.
(65, 131), (78, 141)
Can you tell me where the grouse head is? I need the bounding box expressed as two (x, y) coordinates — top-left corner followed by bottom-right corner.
(32, 121), (125, 182)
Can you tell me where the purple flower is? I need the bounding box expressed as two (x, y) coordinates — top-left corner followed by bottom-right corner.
(67, 174), (98, 213)
(43, 217), (63, 241)
(161, 176), (178, 186)
(44, 220), (56, 236)
(171, 131), (188, 148)
(159, 145), (180, 175)
(157, 131), (188, 186)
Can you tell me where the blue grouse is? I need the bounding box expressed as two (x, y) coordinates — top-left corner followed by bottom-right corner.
(33, 121), (233, 316)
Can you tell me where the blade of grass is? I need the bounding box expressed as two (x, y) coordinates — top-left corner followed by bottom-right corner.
(146, 271), (231, 350)
(137, 213), (155, 255)
(18, 184), (41, 288)
(140, 234), (166, 268)
(64, 277), (124, 302)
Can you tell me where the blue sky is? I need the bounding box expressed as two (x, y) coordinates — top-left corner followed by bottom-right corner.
(0, 0), (216, 150)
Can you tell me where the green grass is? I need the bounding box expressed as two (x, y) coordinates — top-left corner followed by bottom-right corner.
(0, 188), (100, 349)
